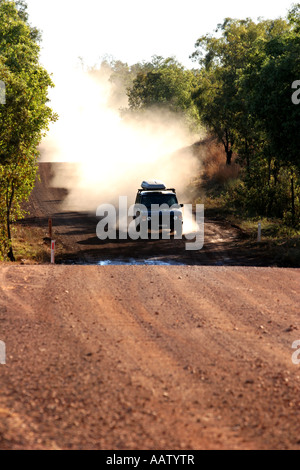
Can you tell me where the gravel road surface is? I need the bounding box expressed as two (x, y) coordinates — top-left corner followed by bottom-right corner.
(0, 163), (299, 450)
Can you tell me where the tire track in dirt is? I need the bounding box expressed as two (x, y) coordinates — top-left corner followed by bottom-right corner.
(1, 265), (299, 449)
(1, 162), (299, 450)
(20, 162), (272, 266)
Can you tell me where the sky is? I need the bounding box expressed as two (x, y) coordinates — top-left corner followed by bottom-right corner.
(25, 0), (296, 73)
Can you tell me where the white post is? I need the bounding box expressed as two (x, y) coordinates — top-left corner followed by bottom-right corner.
(257, 223), (261, 242)
(51, 240), (56, 264)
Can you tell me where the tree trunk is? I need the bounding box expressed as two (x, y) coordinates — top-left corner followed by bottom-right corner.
(6, 183), (15, 262)
(222, 129), (234, 166)
(273, 164), (279, 186)
(6, 213), (15, 262)
(291, 176), (295, 227)
(226, 148), (233, 166)
(268, 155), (271, 186)
(245, 140), (250, 177)
(7, 247), (15, 262)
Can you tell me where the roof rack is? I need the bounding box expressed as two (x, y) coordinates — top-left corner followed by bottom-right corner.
(138, 188), (176, 193)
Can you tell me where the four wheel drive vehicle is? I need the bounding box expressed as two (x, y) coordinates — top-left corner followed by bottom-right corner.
(134, 180), (183, 237)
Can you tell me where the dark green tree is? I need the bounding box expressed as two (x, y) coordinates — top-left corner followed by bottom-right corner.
(127, 56), (201, 131)
(191, 17), (290, 165)
(0, 1), (57, 260)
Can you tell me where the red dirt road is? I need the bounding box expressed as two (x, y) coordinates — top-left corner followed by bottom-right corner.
(21, 163), (277, 267)
(0, 265), (300, 450)
(0, 163), (299, 450)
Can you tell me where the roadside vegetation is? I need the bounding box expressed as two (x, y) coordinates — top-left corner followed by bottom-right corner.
(97, 5), (300, 261)
(190, 10), (300, 231)
(192, 138), (300, 266)
(10, 225), (49, 263)
(0, 0), (56, 261)
(96, 5), (300, 230)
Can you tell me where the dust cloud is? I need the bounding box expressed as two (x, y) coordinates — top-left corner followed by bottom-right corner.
(40, 65), (201, 213)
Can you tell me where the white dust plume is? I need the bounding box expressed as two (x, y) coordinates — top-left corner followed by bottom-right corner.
(40, 66), (200, 213)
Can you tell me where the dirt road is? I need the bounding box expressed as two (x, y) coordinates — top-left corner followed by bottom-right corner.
(0, 163), (299, 450)
(0, 264), (299, 450)
(21, 163), (275, 267)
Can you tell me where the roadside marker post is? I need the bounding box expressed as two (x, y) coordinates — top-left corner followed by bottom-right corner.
(257, 223), (262, 242)
(51, 240), (56, 264)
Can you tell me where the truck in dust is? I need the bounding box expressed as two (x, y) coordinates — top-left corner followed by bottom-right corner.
(134, 180), (183, 237)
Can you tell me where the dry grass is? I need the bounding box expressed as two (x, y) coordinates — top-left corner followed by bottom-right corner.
(189, 137), (241, 204)
(11, 225), (51, 264)
(200, 140), (240, 187)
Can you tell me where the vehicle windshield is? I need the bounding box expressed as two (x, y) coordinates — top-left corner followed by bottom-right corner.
(140, 193), (179, 209)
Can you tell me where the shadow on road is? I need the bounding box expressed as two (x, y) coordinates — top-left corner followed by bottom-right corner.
(19, 163), (287, 267)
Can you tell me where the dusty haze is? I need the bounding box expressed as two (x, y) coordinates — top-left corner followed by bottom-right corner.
(40, 66), (201, 213)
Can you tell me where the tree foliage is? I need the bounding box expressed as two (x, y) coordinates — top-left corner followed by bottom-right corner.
(191, 6), (300, 225)
(191, 17), (290, 165)
(0, 0), (56, 260)
(126, 56), (201, 131)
